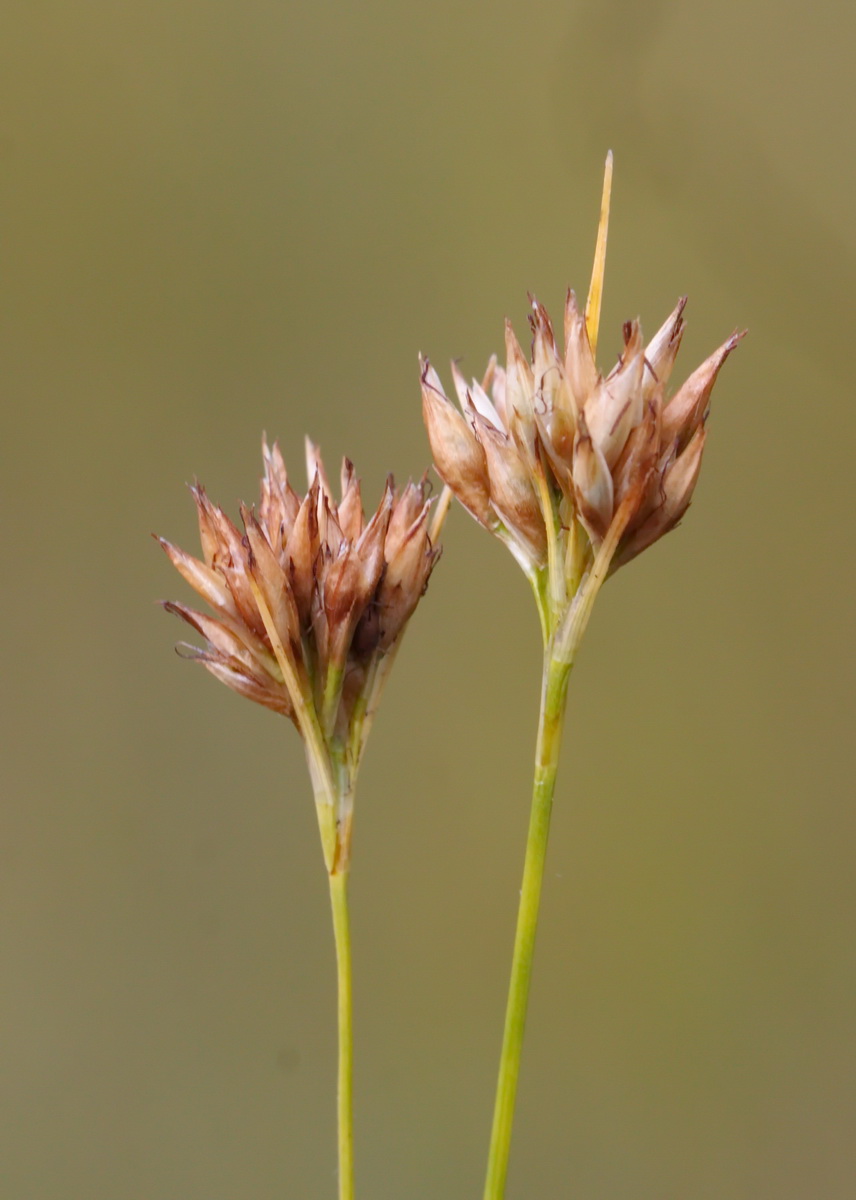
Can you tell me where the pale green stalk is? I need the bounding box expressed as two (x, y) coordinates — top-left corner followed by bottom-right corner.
(482, 648), (571, 1200)
(250, 568), (357, 1197)
(312, 737), (356, 1200)
(483, 519), (622, 1199)
(328, 868), (354, 1200)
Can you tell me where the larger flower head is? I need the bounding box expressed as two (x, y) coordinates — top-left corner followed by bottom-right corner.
(422, 155), (742, 654)
(158, 438), (440, 870)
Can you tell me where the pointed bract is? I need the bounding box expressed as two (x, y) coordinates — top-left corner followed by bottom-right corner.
(661, 331), (744, 452)
(474, 411), (547, 565)
(643, 297), (687, 391)
(196, 653), (295, 717)
(572, 411), (614, 540)
(616, 426), (708, 567)
(156, 536), (236, 613)
(337, 459), (364, 542)
(376, 495), (440, 650)
(286, 485), (320, 626)
(421, 360), (493, 527)
(242, 505), (302, 658)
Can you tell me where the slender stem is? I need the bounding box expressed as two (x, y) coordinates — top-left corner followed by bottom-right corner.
(328, 869), (355, 1200)
(483, 650), (572, 1200)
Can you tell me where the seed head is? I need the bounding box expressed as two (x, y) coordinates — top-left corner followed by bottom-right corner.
(421, 154), (743, 652)
(158, 438), (441, 870)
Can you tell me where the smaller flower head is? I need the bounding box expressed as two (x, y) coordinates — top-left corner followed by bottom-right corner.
(158, 438), (440, 870)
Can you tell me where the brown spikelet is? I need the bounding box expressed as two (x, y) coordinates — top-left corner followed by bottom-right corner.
(159, 442), (441, 735)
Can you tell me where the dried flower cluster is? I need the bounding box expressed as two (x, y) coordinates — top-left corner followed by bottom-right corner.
(159, 439), (440, 869)
(423, 299), (740, 566)
(421, 177), (741, 656)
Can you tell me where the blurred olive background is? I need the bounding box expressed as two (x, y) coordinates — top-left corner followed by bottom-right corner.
(2, 1), (854, 1197)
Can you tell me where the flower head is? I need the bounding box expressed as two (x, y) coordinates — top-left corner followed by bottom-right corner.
(158, 437), (440, 870)
(422, 154), (742, 656)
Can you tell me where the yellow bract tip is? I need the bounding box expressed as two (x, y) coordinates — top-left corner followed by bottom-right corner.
(429, 482), (454, 543)
(585, 151), (613, 360)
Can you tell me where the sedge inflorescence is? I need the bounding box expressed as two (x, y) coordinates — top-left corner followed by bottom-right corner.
(421, 164), (742, 654)
(158, 438), (440, 869)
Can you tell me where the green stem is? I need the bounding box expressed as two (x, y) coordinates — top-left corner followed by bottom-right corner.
(483, 650), (572, 1200)
(328, 869), (355, 1200)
